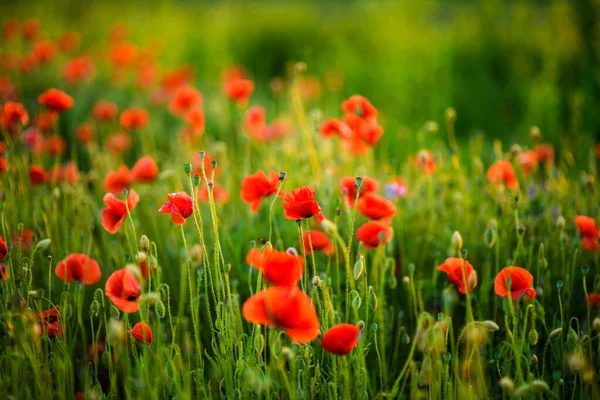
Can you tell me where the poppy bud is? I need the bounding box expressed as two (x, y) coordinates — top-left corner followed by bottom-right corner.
(567, 328), (578, 343)
(353, 256), (365, 280)
(311, 276), (321, 287)
(369, 288), (378, 310)
(140, 292), (160, 306)
(593, 318), (600, 333)
(294, 62), (307, 73)
(280, 347), (294, 360)
(529, 329), (539, 345)
(254, 332), (264, 354)
(155, 301), (166, 318)
(549, 328), (562, 340)
(557, 216), (565, 230)
(371, 323), (377, 332)
(482, 320), (499, 331)
(581, 265), (590, 275)
(223, 263), (231, 274)
(531, 354), (538, 365)
(17, 223), (24, 232)
(35, 238), (51, 251)
(499, 377), (514, 392)
(425, 121), (438, 133)
(107, 318), (125, 344)
(530, 126), (541, 141)
(442, 352), (451, 363)
(357, 320), (365, 330)
(90, 299), (100, 317)
(208, 182), (214, 190)
(320, 219), (337, 236)
(451, 231), (463, 250)
(110, 305), (120, 319)
(140, 235), (150, 252)
(28, 290), (41, 299)
(445, 107), (456, 123)
(53, 187), (61, 200)
(531, 380), (549, 393)
(183, 163), (191, 174)
(190, 244), (202, 263)
(351, 290), (361, 310)
(192, 175), (200, 186)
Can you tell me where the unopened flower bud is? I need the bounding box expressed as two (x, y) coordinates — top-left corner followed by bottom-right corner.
(140, 235), (150, 252)
(452, 231), (463, 250)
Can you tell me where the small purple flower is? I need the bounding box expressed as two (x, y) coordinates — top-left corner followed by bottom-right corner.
(385, 178), (408, 201)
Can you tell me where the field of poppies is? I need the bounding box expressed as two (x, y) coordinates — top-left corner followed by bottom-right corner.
(2, 1), (600, 399)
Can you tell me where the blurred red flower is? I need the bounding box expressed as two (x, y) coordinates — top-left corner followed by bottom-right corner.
(487, 160), (519, 190)
(63, 55), (95, 85)
(55, 254), (102, 285)
(105, 132), (131, 154)
(104, 165), (132, 193)
(93, 101), (119, 122)
(320, 324), (360, 355)
(356, 220), (392, 249)
(38, 89), (74, 113)
(169, 86), (202, 116)
(37, 307), (63, 338)
(247, 247), (304, 287)
(120, 107), (149, 130)
(357, 193), (396, 223)
(131, 156), (159, 183)
(302, 231), (334, 256)
(29, 165), (47, 186)
(340, 176), (378, 207)
(130, 321), (152, 345)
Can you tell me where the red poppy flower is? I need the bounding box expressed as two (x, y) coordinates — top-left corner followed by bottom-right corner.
(1, 264), (7, 280)
(586, 293), (600, 308)
(109, 42), (138, 68)
(320, 324), (360, 355)
(75, 123), (95, 144)
(104, 165), (132, 193)
(55, 254), (102, 285)
(244, 106), (266, 137)
(36, 110), (58, 131)
(356, 221), (393, 249)
(437, 258), (477, 294)
(535, 144), (554, 165)
(130, 321), (152, 345)
(516, 151), (539, 176)
(105, 267), (141, 313)
(1, 101), (29, 133)
(159, 192), (194, 225)
(414, 150), (436, 175)
(183, 108), (205, 135)
(2, 20), (19, 42)
(131, 156), (159, 182)
(12, 228), (34, 250)
(197, 182), (230, 204)
(38, 89), (74, 113)
(57, 31), (81, 53)
(575, 216), (598, 238)
(581, 236), (600, 252)
(340, 176), (379, 206)
(344, 116), (383, 146)
(0, 235), (8, 260)
(487, 160), (519, 190)
(101, 189), (140, 234)
(22, 127), (45, 154)
(357, 193), (396, 223)
(22, 19), (40, 41)
(19, 52), (38, 74)
(494, 266), (536, 300)
(37, 307), (63, 338)
(93, 101), (119, 122)
(63, 55), (95, 85)
(105, 132), (131, 154)
(48, 162), (79, 185)
(342, 95), (378, 119)
(168, 86), (202, 116)
(45, 134), (66, 156)
(242, 286), (319, 343)
(247, 247), (304, 286)
(137, 252), (156, 280)
(283, 186), (323, 221)
(32, 40), (58, 64)
(252, 120), (289, 142)
(302, 231), (334, 256)
(120, 107), (149, 130)
(223, 67), (254, 106)
(241, 170), (284, 213)
(320, 118), (352, 139)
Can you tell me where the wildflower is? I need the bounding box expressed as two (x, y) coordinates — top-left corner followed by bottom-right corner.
(356, 221), (393, 249)
(22, 19), (40, 41)
(183, 108), (205, 136)
(109, 42), (138, 68)
(191, 152), (217, 177)
(0, 235), (8, 260)
(535, 144), (554, 165)
(223, 66), (254, 106)
(357, 193), (396, 223)
(283, 186), (323, 221)
(105, 267), (141, 313)
(158, 192), (194, 225)
(436, 258), (477, 294)
(104, 165), (132, 193)
(168, 86), (202, 116)
(384, 177), (408, 201)
(63, 55), (95, 84)
(494, 266), (536, 300)
(319, 118), (352, 139)
(130, 321), (152, 345)
(93, 101), (119, 122)
(487, 160), (519, 190)
(247, 247), (304, 286)
(586, 293), (600, 308)
(38, 89), (74, 113)
(516, 151), (539, 176)
(198, 182), (230, 203)
(22, 127), (45, 154)
(1, 101), (29, 133)
(320, 324), (360, 355)
(137, 252), (156, 280)
(414, 150), (436, 175)
(105, 132), (131, 154)
(12, 228), (35, 250)
(57, 31), (81, 53)
(130, 156), (159, 182)
(46, 134), (67, 156)
(101, 189), (140, 234)
(48, 162), (79, 185)
(36, 110), (58, 131)
(75, 123), (95, 144)
(32, 40), (58, 64)
(575, 216), (598, 238)
(242, 286), (319, 343)
(37, 307), (63, 338)
(120, 107), (149, 130)
(244, 106), (266, 137)
(241, 170), (284, 212)
(342, 95), (378, 119)
(339, 176), (378, 206)
(2, 20), (19, 42)
(302, 231), (334, 256)
(55, 254), (101, 285)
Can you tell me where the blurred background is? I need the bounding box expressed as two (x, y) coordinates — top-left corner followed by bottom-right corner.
(2, 0), (599, 150)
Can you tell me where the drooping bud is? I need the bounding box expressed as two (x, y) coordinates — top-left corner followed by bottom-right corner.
(353, 256), (365, 280)
(140, 235), (150, 252)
